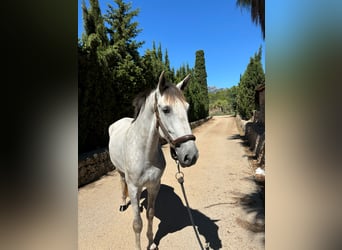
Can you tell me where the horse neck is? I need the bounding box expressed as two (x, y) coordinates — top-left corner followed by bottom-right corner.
(131, 91), (160, 153)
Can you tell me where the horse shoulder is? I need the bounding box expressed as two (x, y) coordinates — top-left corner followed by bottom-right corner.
(108, 117), (133, 171)
(108, 117), (133, 136)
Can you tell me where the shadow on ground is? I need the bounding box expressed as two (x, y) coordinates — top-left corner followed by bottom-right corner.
(227, 134), (250, 148)
(141, 184), (222, 250)
(231, 189), (265, 232)
(230, 188), (265, 246)
(228, 133), (265, 244)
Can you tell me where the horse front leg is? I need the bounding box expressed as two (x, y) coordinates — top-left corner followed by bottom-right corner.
(146, 182), (160, 250)
(119, 171), (128, 212)
(128, 185), (143, 250)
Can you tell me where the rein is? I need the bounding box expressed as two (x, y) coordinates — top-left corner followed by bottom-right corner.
(154, 94), (196, 154)
(175, 160), (206, 250)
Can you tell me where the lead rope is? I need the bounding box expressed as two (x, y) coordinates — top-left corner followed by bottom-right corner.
(174, 160), (206, 250)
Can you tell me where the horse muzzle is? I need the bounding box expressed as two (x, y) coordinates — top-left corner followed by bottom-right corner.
(171, 140), (199, 167)
(180, 149), (199, 167)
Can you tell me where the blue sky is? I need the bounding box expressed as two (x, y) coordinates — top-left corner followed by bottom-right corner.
(78, 0), (265, 89)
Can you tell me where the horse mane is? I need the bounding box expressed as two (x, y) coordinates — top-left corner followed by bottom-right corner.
(132, 82), (186, 123)
(132, 88), (153, 122)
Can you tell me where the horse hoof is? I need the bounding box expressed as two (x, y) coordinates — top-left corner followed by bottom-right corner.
(149, 243), (158, 250)
(119, 205), (127, 212)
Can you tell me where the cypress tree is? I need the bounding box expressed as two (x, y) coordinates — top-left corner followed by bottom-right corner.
(140, 49), (157, 89)
(141, 42), (163, 84)
(186, 78), (201, 121)
(175, 64), (187, 82)
(194, 50), (209, 119)
(228, 86), (239, 115)
(164, 49), (174, 82)
(237, 47), (265, 119)
(152, 41), (157, 56)
(180, 65), (197, 122)
(164, 49), (170, 70)
(157, 43), (163, 62)
(141, 42), (176, 83)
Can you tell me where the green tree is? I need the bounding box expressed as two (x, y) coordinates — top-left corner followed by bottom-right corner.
(193, 50), (209, 119)
(157, 43), (163, 62)
(141, 42), (175, 84)
(185, 78), (201, 122)
(105, 0), (143, 59)
(237, 47), (265, 119)
(228, 86), (239, 115)
(105, 0), (145, 117)
(141, 43), (163, 84)
(174, 64), (200, 121)
(209, 88), (237, 115)
(81, 0), (108, 46)
(79, 0), (145, 153)
(164, 49), (174, 82)
(175, 51), (209, 122)
(79, 0), (115, 152)
(140, 49), (157, 88)
(175, 64), (187, 82)
(236, 0), (265, 39)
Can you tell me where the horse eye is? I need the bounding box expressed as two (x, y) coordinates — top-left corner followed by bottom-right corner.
(162, 106), (171, 114)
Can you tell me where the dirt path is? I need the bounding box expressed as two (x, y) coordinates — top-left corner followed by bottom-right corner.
(78, 115), (265, 249)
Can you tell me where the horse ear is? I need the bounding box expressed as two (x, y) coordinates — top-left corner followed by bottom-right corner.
(176, 74), (191, 91)
(157, 71), (166, 94)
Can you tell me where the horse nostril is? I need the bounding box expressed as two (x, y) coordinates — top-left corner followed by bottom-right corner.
(181, 152), (198, 167)
(183, 154), (190, 163)
(184, 154), (196, 164)
(192, 155), (197, 164)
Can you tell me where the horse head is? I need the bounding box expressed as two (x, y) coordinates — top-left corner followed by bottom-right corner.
(154, 71), (199, 167)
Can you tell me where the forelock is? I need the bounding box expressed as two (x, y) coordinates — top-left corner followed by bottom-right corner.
(162, 83), (186, 104)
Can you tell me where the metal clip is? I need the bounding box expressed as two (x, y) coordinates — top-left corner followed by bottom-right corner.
(175, 171), (184, 184)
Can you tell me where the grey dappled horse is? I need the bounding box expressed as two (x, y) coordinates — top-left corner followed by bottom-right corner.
(108, 71), (199, 250)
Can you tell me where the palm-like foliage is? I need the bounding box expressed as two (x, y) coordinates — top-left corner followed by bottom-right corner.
(236, 0), (265, 39)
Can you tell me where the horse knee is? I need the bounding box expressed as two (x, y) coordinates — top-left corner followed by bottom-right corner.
(147, 207), (154, 220)
(133, 217), (142, 233)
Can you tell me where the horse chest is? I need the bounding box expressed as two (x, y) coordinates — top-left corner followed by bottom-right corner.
(126, 162), (165, 187)
(143, 165), (164, 183)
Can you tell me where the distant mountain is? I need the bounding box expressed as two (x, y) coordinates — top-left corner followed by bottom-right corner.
(208, 86), (227, 93)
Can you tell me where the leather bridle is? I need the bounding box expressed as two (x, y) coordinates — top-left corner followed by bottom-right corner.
(154, 93), (196, 159)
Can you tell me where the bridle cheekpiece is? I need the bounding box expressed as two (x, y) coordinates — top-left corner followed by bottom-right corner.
(154, 93), (196, 159)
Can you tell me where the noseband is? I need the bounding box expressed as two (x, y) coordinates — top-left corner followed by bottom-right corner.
(154, 94), (196, 158)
